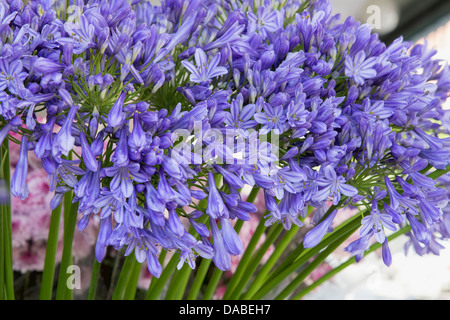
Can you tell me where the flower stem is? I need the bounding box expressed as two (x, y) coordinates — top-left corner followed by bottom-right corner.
(222, 216), (267, 299)
(251, 213), (362, 299)
(292, 225), (412, 300)
(55, 193), (79, 300)
(147, 250), (167, 294)
(186, 257), (212, 300)
(229, 223), (284, 299)
(266, 206), (360, 283)
(202, 266), (223, 300)
(124, 260), (142, 300)
(112, 253), (137, 300)
(0, 204), (4, 301)
(274, 226), (351, 300)
(165, 263), (191, 300)
(40, 202), (63, 300)
(241, 224), (300, 299)
(145, 252), (179, 300)
(0, 141), (13, 300)
(87, 259), (101, 300)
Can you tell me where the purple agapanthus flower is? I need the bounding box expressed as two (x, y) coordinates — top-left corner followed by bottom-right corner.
(345, 50), (378, 85)
(0, 59), (26, 94)
(254, 102), (286, 135)
(247, 6), (282, 39)
(360, 201), (397, 243)
(181, 48), (228, 83)
(313, 166), (358, 205)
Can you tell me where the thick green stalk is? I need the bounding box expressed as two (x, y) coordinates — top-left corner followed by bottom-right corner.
(0, 204), (4, 300)
(145, 252), (179, 300)
(147, 250), (167, 294)
(165, 263), (191, 300)
(202, 267), (223, 300)
(0, 142), (13, 300)
(293, 225), (412, 300)
(3, 205), (13, 300)
(87, 259), (101, 300)
(426, 163), (450, 180)
(229, 223), (284, 299)
(222, 216), (267, 299)
(124, 260), (143, 300)
(241, 224), (300, 299)
(245, 186), (260, 203)
(251, 215), (362, 300)
(55, 194), (79, 300)
(186, 257), (212, 300)
(40, 202), (63, 300)
(266, 208), (363, 284)
(112, 253), (137, 300)
(274, 226), (351, 300)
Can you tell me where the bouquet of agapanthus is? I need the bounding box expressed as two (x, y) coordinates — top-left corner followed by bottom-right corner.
(1, 0), (450, 301)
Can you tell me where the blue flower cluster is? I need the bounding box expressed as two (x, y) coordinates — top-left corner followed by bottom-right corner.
(2, 0), (450, 277)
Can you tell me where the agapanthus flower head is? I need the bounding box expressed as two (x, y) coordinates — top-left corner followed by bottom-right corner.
(2, 0), (450, 280)
(182, 48), (228, 84)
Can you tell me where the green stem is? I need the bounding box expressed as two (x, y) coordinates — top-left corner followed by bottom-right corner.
(147, 250), (167, 294)
(274, 225), (351, 300)
(124, 260), (143, 300)
(241, 224), (300, 299)
(1, 142), (13, 300)
(55, 194), (79, 300)
(112, 253), (137, 300)
(426, 163), (450, 180)
(222, 216), (267, 299)
(165, 263), (191, 300)
(202, 267), (223, 300)
(251, 214), (362, 300)
(245, 187), (260, 203)
(266, 206), (361, 283)
(229, 223), (284, 299)
(40, 202), (63, 300)
(187, 258), (212, 300)
(87, 259), (101, 300)
(293, 225), (412, 300)
(0, 204), (4, 301)
(145, 252), (179, 300)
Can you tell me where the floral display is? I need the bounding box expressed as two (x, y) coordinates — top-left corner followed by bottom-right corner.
(1, 0), (450, 301)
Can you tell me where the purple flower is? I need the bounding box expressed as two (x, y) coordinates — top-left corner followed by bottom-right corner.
(52, 105), (78, 159)
(95, 215), (113, 263)
(254, 102), (286, 135)
(209, 217), (231, 271)
(248, 6), (282, 39)
(107, 92), (126, 129)
(313, 166), (358, 205)
(303, 209), (338, 248)
(125, 229), (162, 278)
(345, 50), (378, 85)
(79, 131), (98, 172)
(0, 58), (26, 94)
(360, 201), (396, 243)
(181, 48), (228, 83)
(206, 171), (228, 219)
(220, 217), (243, 256)
(225, 94), (257, 135)
(104, 162), (148, 199)
(11, 135), (29, 200)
